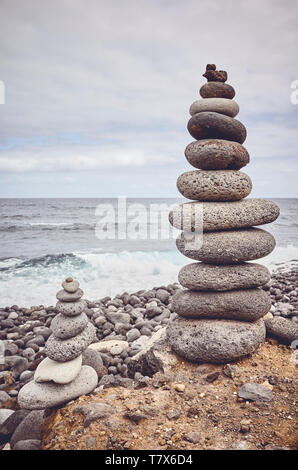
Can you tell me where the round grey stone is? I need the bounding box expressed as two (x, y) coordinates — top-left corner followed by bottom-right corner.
(167, 317), (266, 363)
(127, 328), (141, 342)
(13, 439), (41, 450)
(176, 228), (276, 264)
(171, 288), (271, 321)
(45, 322), (96, 362)
(178, 262), (271, 291)
(177, 170), (252, 201)
(18, 366), (98, 410)
(200, 82), (235, 99)
(170, 199), (280, 231)
(82, 348), (105, 378)
(188, 112), (246, 144)
(10, 410), (44, 449)
(62, 280), (80, 293)
(50, 312), (88, 339)
(190, 98), (239, 118)
(56, 288), (84, 302)
(56, 299), (86, 316)
(264, 316), (298, 344)
(185, 139), (249, 170)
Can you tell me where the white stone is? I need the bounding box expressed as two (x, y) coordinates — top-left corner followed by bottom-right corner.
(34, 355), (82, 384)
(89, 340), (128, 355)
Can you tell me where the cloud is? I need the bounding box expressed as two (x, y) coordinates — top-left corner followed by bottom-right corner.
(0, 0), (297, 196)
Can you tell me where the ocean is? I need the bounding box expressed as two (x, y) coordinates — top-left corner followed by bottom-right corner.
(0, 198), (297, 307)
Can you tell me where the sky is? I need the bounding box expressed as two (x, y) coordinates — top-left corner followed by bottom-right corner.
(0, 0), (297, 198)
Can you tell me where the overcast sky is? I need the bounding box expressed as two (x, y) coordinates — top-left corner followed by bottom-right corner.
(0, 0), (297, 198)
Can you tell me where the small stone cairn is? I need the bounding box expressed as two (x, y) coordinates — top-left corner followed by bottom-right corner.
(167, 64), (280, 364)
(18, 278), (98, 409)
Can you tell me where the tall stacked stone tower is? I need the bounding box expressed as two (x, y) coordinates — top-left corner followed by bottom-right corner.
(168, 64), (280, 364)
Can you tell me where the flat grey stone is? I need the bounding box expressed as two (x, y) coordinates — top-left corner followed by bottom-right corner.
(176, 228), (276, 264)
(185, 139), (249, 170)
(170, 199), (280, 231)
(171, 288), (271, 321)
(34, 355), (82, 384)
(188, 112), (246, 144)
(10, 410), (44, 449)
(264, 316), (298, 344)
(190, 98), (239, 118)
(238, 383), (273, 402)
(0, 410), (30, 439)
(106, 311), (131, 325)
(56, 299), (86, 316)
(73, 402), (115, 427)
(45, 322), (96, 362)
(200, 82), (235, 99)
(50, 312), (88, 339)
(178, 262), (271, 291)
(177, 170), (252, 201)
(82, 348), (105, 378)
(167, 317), (265, 363)
(56, 288), (83, 302)
(18, 366), (98, 410)
(13, 439), (41, 450)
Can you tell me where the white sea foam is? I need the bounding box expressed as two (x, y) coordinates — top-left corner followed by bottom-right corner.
(0, 245), (297, 308)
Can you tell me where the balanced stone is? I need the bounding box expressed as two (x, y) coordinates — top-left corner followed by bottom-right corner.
(45, 322), (96, 362)
(169, 199), (280, 231)
(189, 98), (239, 118)
(178, 262), (271, 291)
(50, 312), (88, 339)
(177, 170), (252, 201)
(188, 112), (246, 143)
(167, 317), (266, 363)
(176, 228), (276, 263)
(18, 366), (98, 410)
(200, 82), (235, 99)
(56, 299), (86, 316)
(56, 288), (84, 302)
(62, 279), (80, 293)
(185, 139), (249, 170)
(171, 288), (271, 321)
(34, 355), (82, 384)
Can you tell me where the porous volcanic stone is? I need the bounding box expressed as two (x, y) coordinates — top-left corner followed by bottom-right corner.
(176, 228), (276, 263)
(171, 288), (271, 321)
(189, 98), (239, 118)
(169, 199), (280, 231)
(188, 112), (246, 143)
(34, 355), (82, 384)
(45, 322), (96, 362)
(50, 312), (88, 339)
(56, 288), (84, 302)
(185, 139), (249, 170)
(56, 299), (86, 316)
(264, 316), (298, 344)
(177, 170), (252, 201)
(178, 262), (271, 291)
(18, 366), (98, 410)
(167, 317), (266, 363)
(200, 82), (235, 99)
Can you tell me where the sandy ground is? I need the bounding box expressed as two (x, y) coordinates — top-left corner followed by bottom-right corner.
(42, 338), (297, 450)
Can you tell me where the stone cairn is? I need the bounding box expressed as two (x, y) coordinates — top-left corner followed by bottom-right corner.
(18, 278), (98, 409)
(167, 64), (280, 364)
